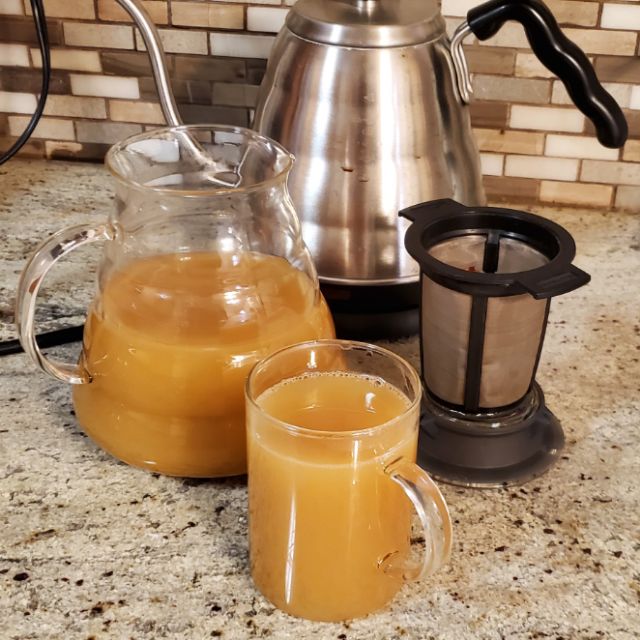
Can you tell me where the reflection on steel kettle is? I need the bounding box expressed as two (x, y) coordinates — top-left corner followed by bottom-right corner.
(116, 0), (627, 333)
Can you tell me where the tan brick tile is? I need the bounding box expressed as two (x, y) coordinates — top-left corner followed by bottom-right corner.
(0, 0), (23, 15)
(466, 46), (515, 76)
(172, 2), (243, 29)
(473, 128), (545, 155)
(614, 186), (640, 212)
(31, 47), (102, 72)
(473, 75), (550, 105)
(135, 28), (207, 55)
(109, 99), (165, 124)
(44, 95), (107, 119)
(594, 56), (640, 84)
(97, 0), (168, 25)
(545, 134), (619, 161)
(484, 176), (540, 203)
(564, 28), (637, 56)
(505, 155), (579, 182)
(469, 102), (509, 129)
(70, 74), (139, 99)
(546, 0), (599, 27)
(8, 115), (75, 140)
(25, 0), (94, 19)
(540, 181), (613, 207)
(582, 160), (640, 186)
(623, 140), (640, 162)
(64, 22), (134, 50)
(510, 105), (584, 133)
(515, 53), (556, 79)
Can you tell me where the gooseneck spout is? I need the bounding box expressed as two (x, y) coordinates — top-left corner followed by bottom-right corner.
(115, 0), (181, 127)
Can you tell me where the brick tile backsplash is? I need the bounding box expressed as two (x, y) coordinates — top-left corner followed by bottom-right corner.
(31, 47), (102, 72)
(44, 95), (107, 119)
(594, 56), (640, 83)
(474, 128), (545, 155)
(546, 0), (600, 27)
(545, 134), (619, 161)
(510, 105), (585, 133)
(0, 90), (36, 114)
(473, 75), (551, 104)
(540, 180), (613, 207)
(0, 0), (23, 14)
(70, 73), (139, 99)
(24, 0), (95, 20)
(505, 155), (580, 182)
(615, 185), (640, 209)
(109, 99), (165, 124)
(8, 114), (75, 140)
(76, 120), (142, 144)
(0, 15), (63, 45)
(515, 53), (557, 79)
(247, 6), (289, 32)
(64, 22), (134, 50)
(623, 140), (640, 163)
(601, 3), (640, 31)
(135, 27), (208, 55)
(97, 0), (169, 24)
(210, 32), (275, 58)
(466, 46), (515, 76)
(581, 159), (640, 186)
(0, 0), (638, 212)
(0, 42), (29, 66)
(171, 2), (244, 29)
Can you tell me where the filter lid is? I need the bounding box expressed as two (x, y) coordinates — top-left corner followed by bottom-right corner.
(400, 199), (590, 299)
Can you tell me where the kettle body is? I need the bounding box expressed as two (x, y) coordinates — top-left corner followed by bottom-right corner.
(254, 10), (484, 286)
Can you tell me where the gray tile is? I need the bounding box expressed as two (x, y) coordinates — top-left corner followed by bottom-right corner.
(178, 104), (249, 127)
(76, 121), (142, 144)
(212, 83), (259, 108)
(173, 56), (246, 83)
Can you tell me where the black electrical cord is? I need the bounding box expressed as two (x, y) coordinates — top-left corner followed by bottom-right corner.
(1, 0), (85, 357)
(0, 0), (50, 165)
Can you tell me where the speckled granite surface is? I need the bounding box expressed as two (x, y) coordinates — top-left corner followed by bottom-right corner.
(1, 159), (639, 640)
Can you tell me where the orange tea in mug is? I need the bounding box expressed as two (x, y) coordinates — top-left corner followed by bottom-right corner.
(246, 340), (452, 621)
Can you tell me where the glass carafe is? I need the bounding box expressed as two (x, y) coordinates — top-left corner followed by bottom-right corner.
(16, 125), (335, 477)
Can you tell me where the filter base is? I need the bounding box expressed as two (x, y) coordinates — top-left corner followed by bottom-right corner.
(418, 384), (565, 488)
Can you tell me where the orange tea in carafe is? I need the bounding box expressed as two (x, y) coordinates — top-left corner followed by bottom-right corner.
(72, 251), (334, 477)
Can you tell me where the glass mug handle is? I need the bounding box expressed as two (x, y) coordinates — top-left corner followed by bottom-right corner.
(384, 457), (453, 580)
(15, 223), (112, 385)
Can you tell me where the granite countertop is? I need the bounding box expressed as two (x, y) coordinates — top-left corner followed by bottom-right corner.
(1, 159), (639, 640)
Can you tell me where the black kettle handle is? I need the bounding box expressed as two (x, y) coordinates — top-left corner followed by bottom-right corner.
(467, 0), (628, 148)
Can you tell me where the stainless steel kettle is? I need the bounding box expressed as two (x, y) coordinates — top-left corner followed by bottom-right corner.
(116, 0), (627, 334)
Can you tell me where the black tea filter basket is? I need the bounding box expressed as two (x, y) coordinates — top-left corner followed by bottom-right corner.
(401, 199), (590, 487)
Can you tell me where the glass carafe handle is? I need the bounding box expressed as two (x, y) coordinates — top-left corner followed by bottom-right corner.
(15, 223), (112, 385)
(385, 458), (453, 580)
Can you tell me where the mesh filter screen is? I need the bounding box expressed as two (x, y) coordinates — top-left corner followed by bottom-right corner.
(421, 234), (550, 409)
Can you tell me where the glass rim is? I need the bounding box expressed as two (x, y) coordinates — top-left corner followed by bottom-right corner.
(245, 339), (422, 440)
(104, 124), (295, 198)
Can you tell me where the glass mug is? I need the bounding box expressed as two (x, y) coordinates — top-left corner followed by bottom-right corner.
(246, 340), (452, 621)
(16, 125), (334, 478)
